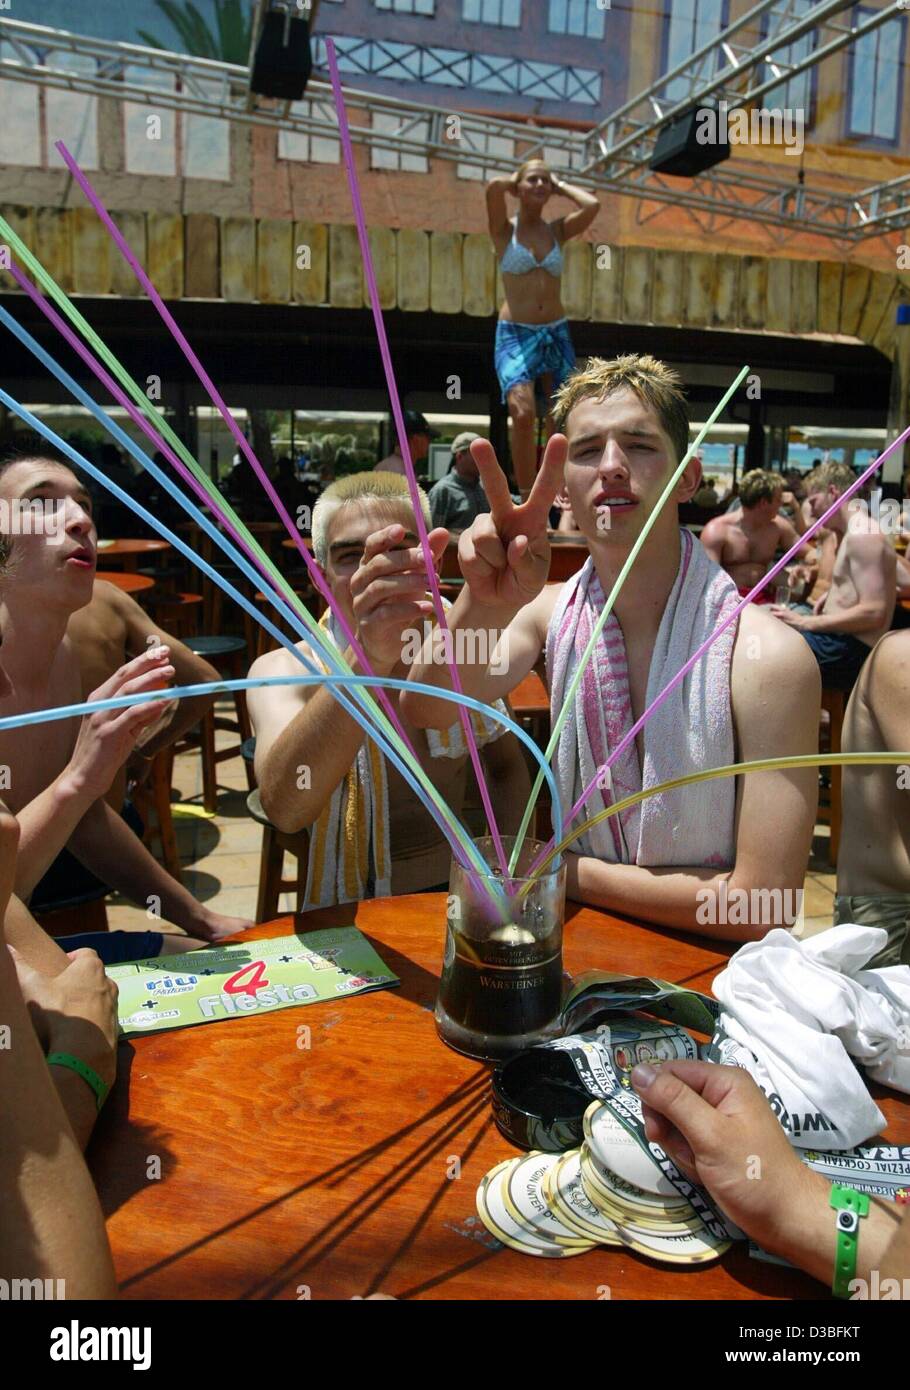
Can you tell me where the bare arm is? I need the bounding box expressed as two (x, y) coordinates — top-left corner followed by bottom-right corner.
(0, 939), (117, 1296)
(551, 178), (599, 241)
(249, 643), (378, 835)
(486, 173), (517, 242)
(807, 535), (895, 635)
(14, 648), (176, 899)
(776, 516), (813, 561)
(567, 608), (819, 940)
(699, 518), (727, 567)
(66, 798), (234, 940)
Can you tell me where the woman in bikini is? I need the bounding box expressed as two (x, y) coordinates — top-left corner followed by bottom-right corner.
(487, 159), (599, 498)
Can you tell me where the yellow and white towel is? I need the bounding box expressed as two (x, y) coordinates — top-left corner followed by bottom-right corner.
(303, 604), (508, 908)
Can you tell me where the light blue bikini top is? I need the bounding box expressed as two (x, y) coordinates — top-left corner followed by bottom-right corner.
(500, 219), (563, 278)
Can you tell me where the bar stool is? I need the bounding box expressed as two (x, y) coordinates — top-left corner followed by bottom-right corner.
(247, 787), (310, 922)
(129, 746), (184, 883)
(179, 635), (254, 813)
(146, 591), (205, 641)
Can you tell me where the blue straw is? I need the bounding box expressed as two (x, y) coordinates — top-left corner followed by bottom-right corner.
(0, 385), (527, 891)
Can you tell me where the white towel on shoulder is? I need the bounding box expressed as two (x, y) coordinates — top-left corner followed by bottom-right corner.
(545, 529), (741, 867)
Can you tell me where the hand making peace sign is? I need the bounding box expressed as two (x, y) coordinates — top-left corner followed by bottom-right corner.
(457, 433), (567, 609)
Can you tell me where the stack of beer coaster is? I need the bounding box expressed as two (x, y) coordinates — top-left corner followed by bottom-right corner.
(475, 1101), (732, 1265)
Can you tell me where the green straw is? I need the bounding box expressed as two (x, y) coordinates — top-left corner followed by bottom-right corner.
(0, 216), (499, 893)
(508, 364), (751, 874)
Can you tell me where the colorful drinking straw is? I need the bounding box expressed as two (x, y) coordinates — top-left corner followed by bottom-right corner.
(509, 364), (750, 873)
(527, 420), (910, 882)
(322, 39), (509, 880)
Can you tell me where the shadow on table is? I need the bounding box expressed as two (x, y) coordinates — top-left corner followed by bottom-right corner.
(239, 1068), (498, 1300)
(120, 1069), (495, 1297)
(88, 1046), (177, 1219)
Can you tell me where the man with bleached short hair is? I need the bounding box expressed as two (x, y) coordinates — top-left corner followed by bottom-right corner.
(248, 472), (528, 905)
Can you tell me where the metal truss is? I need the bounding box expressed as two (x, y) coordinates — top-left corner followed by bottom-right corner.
(0, 13), (908, 243)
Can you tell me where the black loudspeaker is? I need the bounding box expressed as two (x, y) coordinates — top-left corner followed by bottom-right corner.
(648, 105), (731, 178)
(250, 11), (313, 101)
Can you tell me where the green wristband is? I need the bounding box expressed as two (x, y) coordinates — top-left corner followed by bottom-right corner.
(46, 1052), (110, 1112)
(830, 1183), (870, 1299)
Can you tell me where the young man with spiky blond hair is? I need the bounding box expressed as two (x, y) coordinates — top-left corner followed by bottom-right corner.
(402, 354), (820, 942)
(247, 472), (528, 907)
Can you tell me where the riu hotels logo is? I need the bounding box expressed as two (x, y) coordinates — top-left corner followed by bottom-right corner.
(49, 1321), (151, 1371)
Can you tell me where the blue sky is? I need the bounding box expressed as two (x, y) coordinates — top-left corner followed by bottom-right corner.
(9, 2), (229, 51)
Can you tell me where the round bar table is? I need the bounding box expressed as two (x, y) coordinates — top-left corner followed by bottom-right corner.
(88, 896), (910, 1301)
(96, 538), (170, 573)
(96, 572), (155, 597)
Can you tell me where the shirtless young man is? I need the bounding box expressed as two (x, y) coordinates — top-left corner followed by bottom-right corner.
(0, 455), (250, 951)
(247, 473), (529, 904)
(834, 631), (910, 966)
(771, 461), (896, 691)
(403, 355), (819, 941)
(700, 469), (811, 602)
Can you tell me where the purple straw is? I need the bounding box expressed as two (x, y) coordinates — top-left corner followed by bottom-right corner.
(324, 37), (510, 882)
(531, 424), (910, 876)
(53, 140), (434, 822)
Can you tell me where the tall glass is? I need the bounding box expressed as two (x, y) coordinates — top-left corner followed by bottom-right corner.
(435, 837), (567, 1063)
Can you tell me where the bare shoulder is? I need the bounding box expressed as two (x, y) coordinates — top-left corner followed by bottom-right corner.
(863, 629), (910, 694)
(733, 603), (819, 700)
(249, 638), (318, 686)
(700, 513), (731, 542)
(844, 528), (893, 562)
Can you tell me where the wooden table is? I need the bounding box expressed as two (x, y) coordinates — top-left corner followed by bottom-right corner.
(96, 571), (155, 596)
(89, 896), (910, 1301)
(96, 539), (170, 573)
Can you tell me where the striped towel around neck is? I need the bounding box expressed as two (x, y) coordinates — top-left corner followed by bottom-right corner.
(303, 603), (509, 908)
(544, 529), (741, 868)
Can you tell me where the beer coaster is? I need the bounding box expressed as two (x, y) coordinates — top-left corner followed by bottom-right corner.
(614, 1221), (731, 1267)
(544, 1150), (623, 1247)
(475, 1161), (590, 1258)
(503, 1152), (596, 1250)
(579, 1142), (690, 1216)
(584, 1102), (680, 1198)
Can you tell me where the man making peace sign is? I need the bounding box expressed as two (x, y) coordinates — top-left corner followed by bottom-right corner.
(402, 355), (819, 942)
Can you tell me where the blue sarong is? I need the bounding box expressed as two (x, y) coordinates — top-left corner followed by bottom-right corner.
(494, 317), (576, 403)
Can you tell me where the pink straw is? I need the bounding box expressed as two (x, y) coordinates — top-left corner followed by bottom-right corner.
(531, 424), (910, 876)
(53, 139), (433, 825)
(324, 38), (509, 881)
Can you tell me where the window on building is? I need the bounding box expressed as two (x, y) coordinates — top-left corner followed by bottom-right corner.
(312, 36), (601, 105)
(370, 111), (430, 171)
(0, 42), (40, 167)
(45, 52), (99, 171)
(457, 131), (515, 180)
(548, 0), (606, 39)
(182, 78), (231, 180)
(374, 0), (436, 14)
(847, 6), (905, 143)
(0, 42), (99, 170)
(463, 0), (522, 26)
(124, 67), (177, 176)
(278, 97), (341, 164)
(761, 0), (815, 120)
(663, 0), (726, 103)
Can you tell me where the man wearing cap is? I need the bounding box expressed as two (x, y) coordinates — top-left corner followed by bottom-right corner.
(374, 411), (437, 476)
(428, 433), (492, 532)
